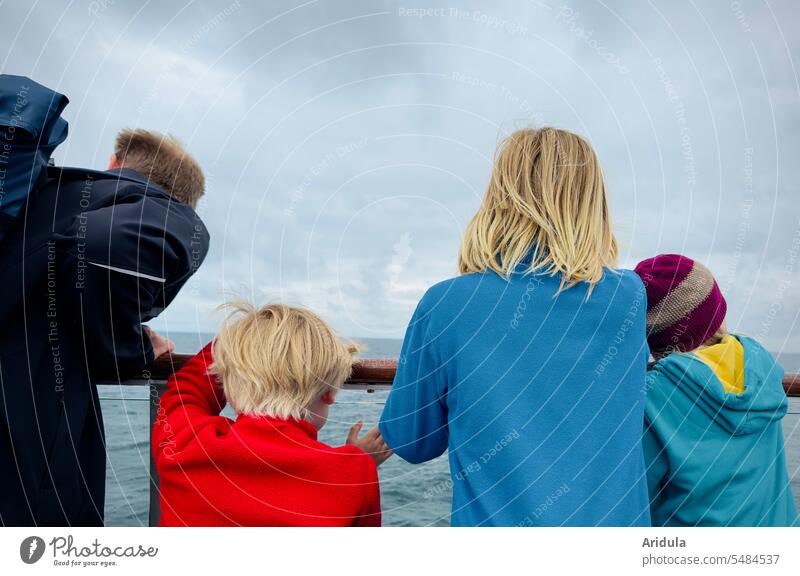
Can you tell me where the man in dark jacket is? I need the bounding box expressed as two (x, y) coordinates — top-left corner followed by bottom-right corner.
(0, 129), (210, 526)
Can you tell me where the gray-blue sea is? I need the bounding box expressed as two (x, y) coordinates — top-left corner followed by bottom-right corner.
(100, 333), (800, 526)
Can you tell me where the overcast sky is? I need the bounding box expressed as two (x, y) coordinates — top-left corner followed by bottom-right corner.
(3, 0), (799, 352)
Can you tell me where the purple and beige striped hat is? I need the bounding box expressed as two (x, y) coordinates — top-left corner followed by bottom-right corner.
(634, 254), (727, 354)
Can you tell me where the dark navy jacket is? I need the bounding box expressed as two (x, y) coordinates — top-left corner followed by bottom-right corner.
(0, 167), (209, 526)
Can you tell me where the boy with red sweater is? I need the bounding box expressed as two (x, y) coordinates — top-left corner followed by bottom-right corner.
(152, 302), (391, 526)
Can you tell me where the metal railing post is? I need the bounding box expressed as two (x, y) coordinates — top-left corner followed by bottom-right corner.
(147, 373), (163, 527)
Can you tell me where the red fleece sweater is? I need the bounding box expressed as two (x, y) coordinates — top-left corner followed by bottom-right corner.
(152, 343), (381, 526)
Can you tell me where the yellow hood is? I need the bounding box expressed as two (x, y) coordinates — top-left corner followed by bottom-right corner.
(691, 334), (745, 394)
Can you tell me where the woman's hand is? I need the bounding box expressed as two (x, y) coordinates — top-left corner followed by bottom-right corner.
(346, 421), (393, 466)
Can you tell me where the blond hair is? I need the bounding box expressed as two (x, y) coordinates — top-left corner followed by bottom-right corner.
(458, 127), (618, 288)
(114, 129), (205, 208)
(651, 324), (729, 361)
(209, 302), (359, 419)
(698, 324), (729, 351)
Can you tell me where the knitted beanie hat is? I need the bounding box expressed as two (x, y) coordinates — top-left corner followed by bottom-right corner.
(634, 254), (727, 355)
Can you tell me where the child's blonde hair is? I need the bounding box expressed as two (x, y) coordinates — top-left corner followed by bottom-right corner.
(651, 324), (729, 361)
(458, 127), (618, 288)
(209, 302), (359, 419)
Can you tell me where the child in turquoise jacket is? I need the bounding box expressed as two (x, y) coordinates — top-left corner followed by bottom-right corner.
(635, 254), (798, 526)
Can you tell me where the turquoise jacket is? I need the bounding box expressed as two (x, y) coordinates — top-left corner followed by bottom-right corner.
(643, 335), (798, 526)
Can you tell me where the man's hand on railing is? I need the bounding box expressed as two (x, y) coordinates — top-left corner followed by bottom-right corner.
(144, 325), (176, 359)
(346, 420), (394, 466)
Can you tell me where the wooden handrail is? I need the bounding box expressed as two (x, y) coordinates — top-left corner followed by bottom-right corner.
(143, 353), (800, 397)
(785, 372), (800, 397)
(144, 353), (398, 389)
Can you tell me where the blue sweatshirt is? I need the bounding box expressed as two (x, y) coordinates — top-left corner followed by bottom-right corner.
(643, 334), (798, 526)
(379, 265), (651, 526)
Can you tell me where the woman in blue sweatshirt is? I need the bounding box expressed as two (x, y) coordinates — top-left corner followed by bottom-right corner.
(379, 127), (651, 526)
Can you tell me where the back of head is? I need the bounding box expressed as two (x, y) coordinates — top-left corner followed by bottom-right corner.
(114, 129), (204, 208)
(634, 254), (727, 357)
(458, 126), (618, 287)
(209, 302), (358, 420)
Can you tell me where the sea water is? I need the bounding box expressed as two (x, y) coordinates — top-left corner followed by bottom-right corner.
(100, 334), (800, 526)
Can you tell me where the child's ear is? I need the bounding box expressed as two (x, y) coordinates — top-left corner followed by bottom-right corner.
(321, 389), (337, 406)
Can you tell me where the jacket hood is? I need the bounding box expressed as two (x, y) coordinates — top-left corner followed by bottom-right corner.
(651, 335), (787, 436)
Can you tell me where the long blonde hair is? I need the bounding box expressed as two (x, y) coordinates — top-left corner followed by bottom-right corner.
(458, 127), (618, 288)
(209, 302), (359, 419)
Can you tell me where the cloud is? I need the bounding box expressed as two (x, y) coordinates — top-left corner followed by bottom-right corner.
(3, 0), (799, 350)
